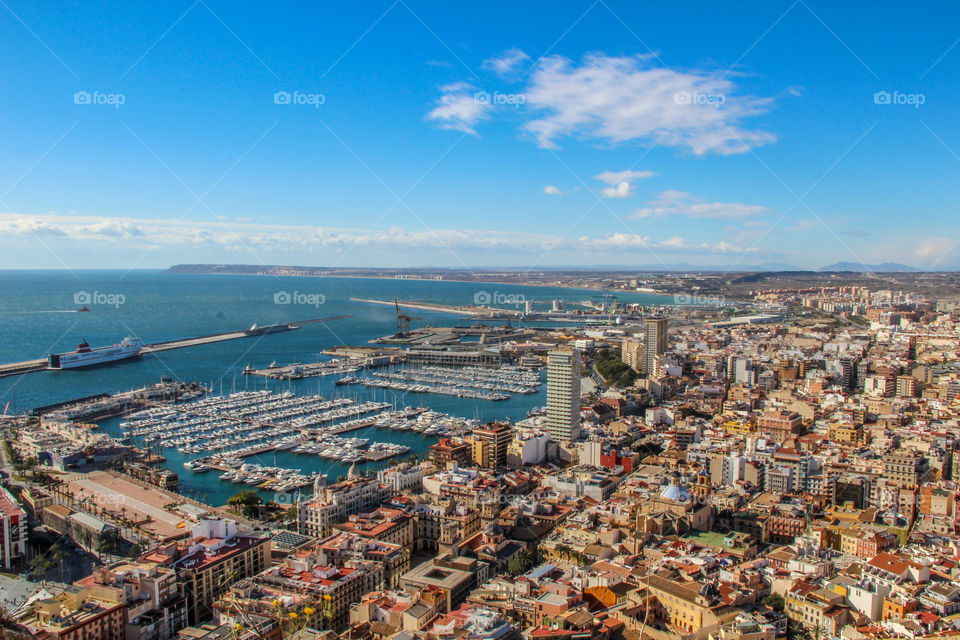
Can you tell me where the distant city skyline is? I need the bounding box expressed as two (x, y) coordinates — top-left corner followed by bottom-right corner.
(1, 2), (959, 270)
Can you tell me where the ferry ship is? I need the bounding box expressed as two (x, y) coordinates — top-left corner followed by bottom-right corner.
(48, 337), (143, 370)
(244, 322), (296, 336)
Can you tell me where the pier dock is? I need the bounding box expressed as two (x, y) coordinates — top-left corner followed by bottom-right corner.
(350, 298), (519, 318)
(0, 314), (351, 378)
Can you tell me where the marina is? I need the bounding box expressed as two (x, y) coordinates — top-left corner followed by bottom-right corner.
(119, 390), (395, 454)
(355, 364), (543, 401)
(116, 389), (479, 493)
(359, 377), (511, 400)
(0, 272), (638, 504)
(371, 364), (542, 395)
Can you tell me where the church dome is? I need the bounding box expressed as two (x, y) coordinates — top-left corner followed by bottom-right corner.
(347, 460), (360, 479)
(660, 483), (692, 502)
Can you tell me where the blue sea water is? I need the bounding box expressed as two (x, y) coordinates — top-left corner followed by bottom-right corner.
(0, 270), (673, 504)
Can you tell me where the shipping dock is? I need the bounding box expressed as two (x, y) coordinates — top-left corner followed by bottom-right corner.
(243, 355), (395, 380)
(0, 314), (351, 378)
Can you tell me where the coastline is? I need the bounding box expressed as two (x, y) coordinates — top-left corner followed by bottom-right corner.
(162, 268), (676, 298)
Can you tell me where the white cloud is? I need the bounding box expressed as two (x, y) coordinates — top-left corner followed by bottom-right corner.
(600, 181), (633, 199)
(594, 170), (655, 184)
(914, 237), (954, 260)
(585, 233), (762, 255)
(594, 169), (655, 199)
(0, 212), (763, 258)
(523, 53), (775, 154)
(631, 190), (770, 220)
(543, 185), (562, 195)
(483, 48), (530, 75)
(425, 82), (490, 136)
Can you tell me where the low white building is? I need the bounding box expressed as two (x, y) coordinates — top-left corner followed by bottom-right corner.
(377, 463), (424, 493)
(507, 431), (551, 466)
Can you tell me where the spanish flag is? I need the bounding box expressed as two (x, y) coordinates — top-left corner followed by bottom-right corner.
(176, 521), (186, 528)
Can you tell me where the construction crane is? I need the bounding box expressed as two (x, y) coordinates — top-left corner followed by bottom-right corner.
(394, 300), (420, 337)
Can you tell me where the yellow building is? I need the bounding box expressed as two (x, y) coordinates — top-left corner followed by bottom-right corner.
(643, 575), (741, 634)
(785, 582), (850, 633)
(723, 420), (757, 435)
(827, 422), (864, 445)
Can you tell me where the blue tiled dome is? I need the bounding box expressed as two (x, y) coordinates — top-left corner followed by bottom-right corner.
(660, 483), (691, 502)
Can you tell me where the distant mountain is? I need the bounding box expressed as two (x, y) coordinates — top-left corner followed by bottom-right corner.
(818, 262), (919, 273)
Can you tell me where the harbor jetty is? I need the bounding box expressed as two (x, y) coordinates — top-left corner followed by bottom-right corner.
(0, 314), (351, 378)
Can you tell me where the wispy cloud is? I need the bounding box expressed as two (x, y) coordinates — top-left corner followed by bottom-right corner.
(594, 169), (655, 199)
(482, 48), (530, 75)
(0, 212), (765, 258)
(430, 51), (777, 154)
(425, 82), (490, 135)
(631, 190), (770, 220)
(914, 237), (954, 260)
(599, 182), (633, 199)
(524, 54), (776, 154)
(594, 170), (655, 184)
(543, 185), (562, 195)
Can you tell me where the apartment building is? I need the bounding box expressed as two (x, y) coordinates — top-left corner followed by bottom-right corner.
(86, 561), (188, 640)
(0, 485), (26, 570)
(882, 448), (929, 489)
(141, 519), (269, 625)
(470, 422), (513, 470)
(20, 585), (125, 640)
(334, 507), (414, 550)
(546, 347), (581, 442)
(412, 499), (481, 554)
(430, 438), (473, 468)
(758, 410), (803, 442)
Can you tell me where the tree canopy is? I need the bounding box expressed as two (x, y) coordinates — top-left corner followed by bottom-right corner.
(595, 348), (637, 388)
(227, 490), (263, 517)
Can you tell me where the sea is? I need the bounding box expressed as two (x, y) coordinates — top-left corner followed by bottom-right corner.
(0, 270), (674, 505)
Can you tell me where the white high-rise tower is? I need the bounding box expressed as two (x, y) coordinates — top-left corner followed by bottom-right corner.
(546, 347), (581, 442)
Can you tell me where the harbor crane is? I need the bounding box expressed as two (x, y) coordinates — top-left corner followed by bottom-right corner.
(394, 300), (420, 337)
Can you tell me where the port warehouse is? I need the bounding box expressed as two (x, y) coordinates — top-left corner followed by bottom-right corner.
(324, 344), (537, 368)
(28, 393), (112, 417)
(404, 347), (502, 366)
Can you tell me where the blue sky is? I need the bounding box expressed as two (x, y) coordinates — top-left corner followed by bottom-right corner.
(1, 1), (958, 270)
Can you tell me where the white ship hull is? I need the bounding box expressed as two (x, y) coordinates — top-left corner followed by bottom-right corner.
(49, 339), (143, 370)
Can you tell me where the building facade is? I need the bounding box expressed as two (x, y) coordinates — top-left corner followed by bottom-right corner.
(546, 347), (581, 443)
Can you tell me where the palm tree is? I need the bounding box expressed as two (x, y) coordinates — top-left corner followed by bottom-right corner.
(29, 554), (53, 582)
(50, 544), (65, 583)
